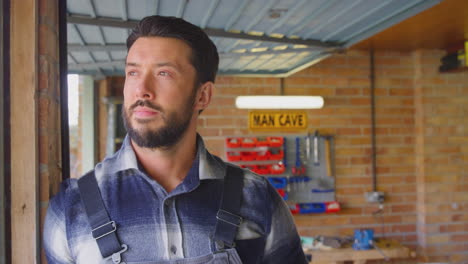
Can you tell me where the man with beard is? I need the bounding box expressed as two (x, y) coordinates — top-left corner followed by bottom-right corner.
(43, 16), (307, 264)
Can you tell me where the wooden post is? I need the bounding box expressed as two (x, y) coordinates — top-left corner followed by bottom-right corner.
(0, 0), (6, 261)
(10, 0), (39, 263)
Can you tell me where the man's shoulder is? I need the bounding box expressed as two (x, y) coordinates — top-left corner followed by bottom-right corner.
(236, 165), (269, 186)
(48, 175), (84, 212)
(224, 163), (276, 199)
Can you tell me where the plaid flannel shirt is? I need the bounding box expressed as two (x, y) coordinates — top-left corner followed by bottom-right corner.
(43, 135), (307, 264)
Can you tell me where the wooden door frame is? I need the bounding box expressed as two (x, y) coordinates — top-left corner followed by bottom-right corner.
(60, 0), (70, 180)
(10, 0), (39, 262)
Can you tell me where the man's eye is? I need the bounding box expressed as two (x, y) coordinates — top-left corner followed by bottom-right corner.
(158, 71), (169, 76)
(127, 71), (137, 76)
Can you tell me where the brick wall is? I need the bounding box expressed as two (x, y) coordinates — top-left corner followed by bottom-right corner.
(413, 50), (467, 263)
(204, 50), (419, 243)
(98, 48), (466, 263)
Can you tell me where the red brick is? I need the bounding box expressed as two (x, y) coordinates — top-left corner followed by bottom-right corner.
(321, 78), (348, 86)
(334, 155), (350, 165)
(219, 128), (249, 136)
(218, 108), (248, 116)
(349, 78), (369, 87)
(285, 87), (335, 96)
(197, 128), (220, 137)
(347, 57), (369, 67)
(336, 128), (362, 135)
(248, 86), (279, 95)
(335, 147), (368, 156)
(232, 77), (263, 85)
(319, 117), (351, 126)
(337, 207), (363, 215)
(392, 224), (416, 233)
(452, 213), (468, 222)
(336, 186), (366, 195)
(389, 87), (413, 96)
(349, 98), (370, 105)
(293, 215), (323, 227)
(392, 204), (416, 213)
(350, 216), (377, 225)
(363, 87), (388, 96)
(263, 78), (280, 85)
(205, 118), (234, 127)
(200, 107), (219, 116)
(285, 77), (320, 86)
(335, 176), (372, 185)
(333, 67), (369, 76)
(216, 86), (249, 95)
(335, 87), (362, 96)
(210, 97), (235, 106)
(335, 166), (370, 176)
(320, 98), (348, 107)
(350, 156), (371, 165)
(444, 223), (466, 232)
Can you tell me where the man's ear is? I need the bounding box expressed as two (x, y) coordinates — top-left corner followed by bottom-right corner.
(195, 81), (213, 112)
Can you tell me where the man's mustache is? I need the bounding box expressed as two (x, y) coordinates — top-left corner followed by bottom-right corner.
(129, 100), (164, 113)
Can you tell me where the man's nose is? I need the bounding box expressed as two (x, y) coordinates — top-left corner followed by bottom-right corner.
(135, 73), (155, 100)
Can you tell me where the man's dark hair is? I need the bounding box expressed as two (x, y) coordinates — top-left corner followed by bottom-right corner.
(127, 16), (219, 84)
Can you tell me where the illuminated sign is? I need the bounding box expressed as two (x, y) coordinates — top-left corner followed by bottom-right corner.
(249, 111), (307, 131)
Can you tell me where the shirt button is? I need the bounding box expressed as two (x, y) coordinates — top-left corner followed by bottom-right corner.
(170, 245), (177, 255)
(164, 200), (170, 206)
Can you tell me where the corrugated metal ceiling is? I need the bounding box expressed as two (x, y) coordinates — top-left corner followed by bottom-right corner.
(67, 0), (442, 78)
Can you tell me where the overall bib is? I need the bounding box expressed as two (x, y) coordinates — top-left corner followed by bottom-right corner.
(78, 165), (249, 264)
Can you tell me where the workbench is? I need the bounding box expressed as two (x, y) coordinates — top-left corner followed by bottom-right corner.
(304, 244), (413, 264)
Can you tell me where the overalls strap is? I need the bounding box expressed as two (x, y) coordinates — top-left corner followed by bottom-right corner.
(78, 171), (127, 263)
(213, 165), (244, 249)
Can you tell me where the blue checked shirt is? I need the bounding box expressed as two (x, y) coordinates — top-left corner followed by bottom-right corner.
(43, 135), (307, 263)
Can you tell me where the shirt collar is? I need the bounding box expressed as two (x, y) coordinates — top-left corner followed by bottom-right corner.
(95, 134), (226, 181)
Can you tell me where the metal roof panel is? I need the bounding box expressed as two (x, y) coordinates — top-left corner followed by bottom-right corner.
(67, 0), (443, 77)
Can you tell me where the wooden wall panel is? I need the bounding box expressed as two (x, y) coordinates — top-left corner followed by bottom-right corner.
(10, 0), (39, 263)
(352, 0), (468, 51)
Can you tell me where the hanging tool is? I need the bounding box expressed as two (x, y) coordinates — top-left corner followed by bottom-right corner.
(325, 137), (332, 177)
(292, 137), (306, 176)
(282, 137), (291, 193)
(305, 133), (311, 164)
(313, 130), (320, 166)
(292, 137), (307, 201)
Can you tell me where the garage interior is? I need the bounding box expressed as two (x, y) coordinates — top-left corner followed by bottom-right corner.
(1, 0), (467, 263)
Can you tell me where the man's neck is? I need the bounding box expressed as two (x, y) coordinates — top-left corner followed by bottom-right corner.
(131, 131), (198, 193)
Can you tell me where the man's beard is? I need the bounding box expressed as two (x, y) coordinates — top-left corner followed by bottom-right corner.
(122, 91), (196, 149)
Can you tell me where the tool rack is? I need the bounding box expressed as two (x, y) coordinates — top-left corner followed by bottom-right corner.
(225, 133), (340, 214)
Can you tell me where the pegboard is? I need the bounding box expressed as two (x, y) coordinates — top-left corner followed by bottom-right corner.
(225, 133), (339, 213)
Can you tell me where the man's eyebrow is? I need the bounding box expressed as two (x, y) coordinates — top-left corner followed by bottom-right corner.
(155, 62), (180, 69)
(125, 62), (180, 70)
(125, 62), (139, 67)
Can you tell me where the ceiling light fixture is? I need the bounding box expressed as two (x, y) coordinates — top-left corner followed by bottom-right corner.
(235, 96), (324, 109)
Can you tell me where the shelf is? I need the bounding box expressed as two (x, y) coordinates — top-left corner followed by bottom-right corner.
(225, 146), (280, 151)
(229, 160), (283, 165)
